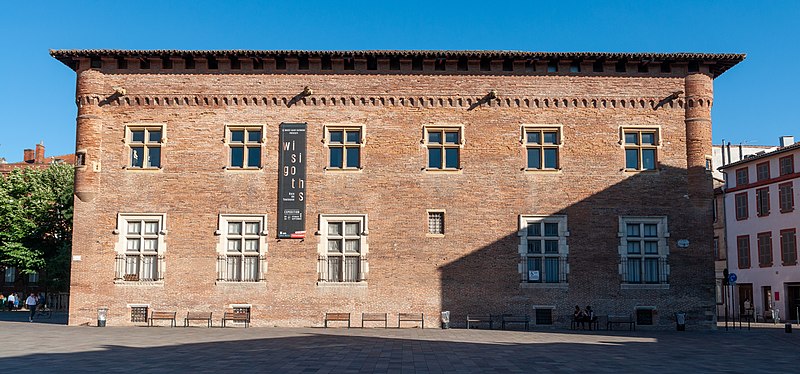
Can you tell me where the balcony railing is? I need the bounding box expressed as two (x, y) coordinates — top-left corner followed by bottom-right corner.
(621, 257), (669, 284)
(522, 256), (568, 283)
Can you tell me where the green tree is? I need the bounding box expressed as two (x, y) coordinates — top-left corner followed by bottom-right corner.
(0, 164), (73, 291)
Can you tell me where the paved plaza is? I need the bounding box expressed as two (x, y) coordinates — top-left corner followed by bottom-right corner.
(0, 314), (798, 373)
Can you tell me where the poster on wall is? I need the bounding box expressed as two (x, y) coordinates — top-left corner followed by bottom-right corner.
(277, 122), (307, 239)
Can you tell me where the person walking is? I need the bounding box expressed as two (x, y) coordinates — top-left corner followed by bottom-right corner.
(7, 293), (16, 310)
(25, 293), (37, 322)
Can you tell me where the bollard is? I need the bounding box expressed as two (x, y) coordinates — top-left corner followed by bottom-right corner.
(786, 323), (792, 333)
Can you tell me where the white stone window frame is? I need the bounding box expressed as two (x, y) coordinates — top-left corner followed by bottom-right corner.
(316, 214), (369, 286)
(323, 123), (366, 172)
(426, 209), (446, 237)
(224, 123), (266, 170)
(214, 214), (269, 283)
(124, 123), (166, 171)
(618, 216), (670, 289)
(518, 215), (569, 288)
(619, 125), (663, 172)
(520, 124), (564, 172)
(422, 124), (465, 172)
(113, 213), (167, 285)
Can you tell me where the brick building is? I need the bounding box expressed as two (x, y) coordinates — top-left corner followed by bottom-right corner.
(0, 143), (76, 176)
(52, 50), (743, 328)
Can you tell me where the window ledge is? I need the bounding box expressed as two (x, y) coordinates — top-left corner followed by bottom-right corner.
(125, 167), (163, 172)
(424, 168), (463, 174)
(520, 282), (568, 289)
(114, 280), (164, 286)
(780, 209), (795, 214)
(324, 168), (363, 174)
(316, 281), (368, 288)
(622, 169), (660, 174)
(224, 167), (264, 172)
(524, 168), (562, 174)
(620, 283), (669, 290)
(215, 281), (267, 286)
(426, 233), (445, 238)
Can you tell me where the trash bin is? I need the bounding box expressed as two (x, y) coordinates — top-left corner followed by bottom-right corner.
(675, 312), (686, 331)
(97, 307), (108, 327)
(785, 323), (792, 333)
(441, 311), (450, 329)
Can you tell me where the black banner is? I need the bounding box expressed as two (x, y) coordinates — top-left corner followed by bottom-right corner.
(277, 123), (307, 239)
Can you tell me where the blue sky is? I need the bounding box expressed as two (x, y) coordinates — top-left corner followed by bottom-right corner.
(1, 1), (797, 161)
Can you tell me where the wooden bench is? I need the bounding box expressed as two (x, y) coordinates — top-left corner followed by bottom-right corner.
(398, 313), (424, 328)
(571, 316), (600, 330)
(466, 314), (493, 330)
(607, 314), (635, 331)
(184, 312), (213, 327)
(149, 311), (177, 327)
(222, 311), (250, 328)
(361, 313), (388, 328)
(501, 314), (530, 330)
(324, 313), (351, 328)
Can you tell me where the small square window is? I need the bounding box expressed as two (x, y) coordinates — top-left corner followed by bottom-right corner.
(428, 211), (444, 235)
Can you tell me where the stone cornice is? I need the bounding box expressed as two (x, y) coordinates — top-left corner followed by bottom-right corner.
(79, 94), (704, 110)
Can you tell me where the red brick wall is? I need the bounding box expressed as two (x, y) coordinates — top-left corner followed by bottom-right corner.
(67, 66), (717, 328)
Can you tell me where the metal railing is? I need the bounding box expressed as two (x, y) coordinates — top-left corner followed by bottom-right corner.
(621, 257), (669, 284)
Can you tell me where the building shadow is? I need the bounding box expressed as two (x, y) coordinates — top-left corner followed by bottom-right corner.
(439, 164), (717, 329)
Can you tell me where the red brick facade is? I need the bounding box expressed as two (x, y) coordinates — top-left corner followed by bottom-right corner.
(53, 50), (743, 327)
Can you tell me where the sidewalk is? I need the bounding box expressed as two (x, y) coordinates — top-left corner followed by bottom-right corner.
(0, 321), (797, 373)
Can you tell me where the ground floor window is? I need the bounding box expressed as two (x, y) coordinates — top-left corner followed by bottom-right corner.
(317, 214), (369, 283)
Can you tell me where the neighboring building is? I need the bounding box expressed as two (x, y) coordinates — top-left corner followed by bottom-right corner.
(0, 143), (76, 175)
(711, 143), (778, 319)
(1, 143), (75, 295)
(52, 49), (743, 327)
(711, 144), (777, 181)
(719, 136), (799, 322)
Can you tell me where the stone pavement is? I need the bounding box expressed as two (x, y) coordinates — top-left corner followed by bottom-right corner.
(0, 319), (797, 373)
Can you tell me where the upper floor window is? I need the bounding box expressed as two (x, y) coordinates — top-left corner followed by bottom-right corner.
(4, 267), (14, 283)
(780, 229), (797, 266)
(756, 162), (770, 181)
(114, 214), (166, 282)
(735, 168), (749, 187)
(519, 215), (569, 284)
(317, 214), (368, 283)
(622, 128), (658, 171)
(735, 192), (749, 220)
(325, 126), (363, 170)
(226, 126), (263, 169)
(780, 156), (795, 176)
(737, 235), (751, 269)
(216, 215), (267, 282)
(619, 216), (669, 286)
(523, 126), (561, 170)
(756, 187), (770, 217)
(425, 126), (463, 170)
(127, 125), (163, 169)
(757, 232), (773, 267)
(779, 182), (794, 213)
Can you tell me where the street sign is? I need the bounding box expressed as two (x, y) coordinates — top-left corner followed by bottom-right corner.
(728, 273), (737, 284)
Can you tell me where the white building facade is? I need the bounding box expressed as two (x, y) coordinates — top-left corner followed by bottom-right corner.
(720, 139), (799, 322)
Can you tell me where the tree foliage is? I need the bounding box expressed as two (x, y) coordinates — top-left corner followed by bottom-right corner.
(0, 164), (73, 290)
